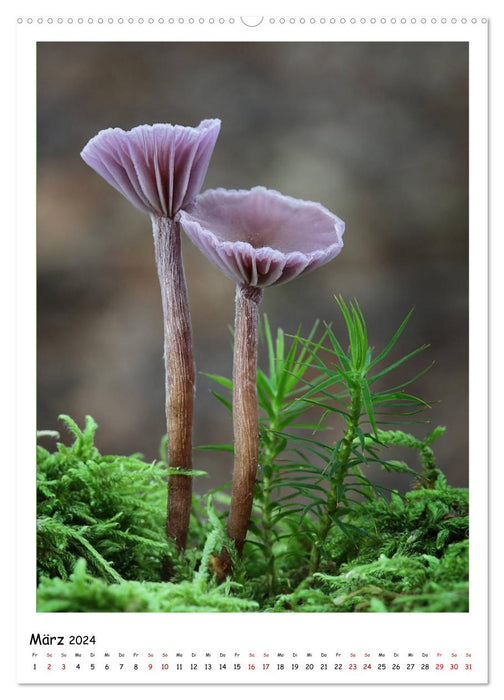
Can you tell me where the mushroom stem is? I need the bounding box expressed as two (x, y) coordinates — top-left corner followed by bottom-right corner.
(152, 215), (195, 556)
(215, 284), (263, 577)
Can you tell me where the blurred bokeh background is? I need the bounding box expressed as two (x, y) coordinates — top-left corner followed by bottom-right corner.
(37, 41), (468, 491)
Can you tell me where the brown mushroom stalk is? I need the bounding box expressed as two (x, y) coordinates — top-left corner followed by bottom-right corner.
(152, 215), (195, 551)
(218, 284), (263, 572)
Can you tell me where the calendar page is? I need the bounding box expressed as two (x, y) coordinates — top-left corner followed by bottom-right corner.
(14, 4), (489, 689)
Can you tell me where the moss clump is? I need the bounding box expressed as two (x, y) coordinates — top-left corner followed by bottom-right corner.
(267, 485), (469, 613)
(321, 475), (469, 570)
(267, 541), (468, 613)
(36, 415), (468, 612)
(37, 559), (259, 612)
(37, 415), (178, 584)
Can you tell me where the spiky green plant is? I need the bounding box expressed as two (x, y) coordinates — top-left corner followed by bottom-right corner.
(202, 298), (440, 594)
(288, 297), (432, 573)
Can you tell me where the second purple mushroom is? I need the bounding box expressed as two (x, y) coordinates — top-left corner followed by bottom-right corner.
(180, 186), (345, 576)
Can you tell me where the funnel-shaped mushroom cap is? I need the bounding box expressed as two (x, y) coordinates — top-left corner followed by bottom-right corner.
(81, 119), (221, 218)
(179, 186), (345, 288)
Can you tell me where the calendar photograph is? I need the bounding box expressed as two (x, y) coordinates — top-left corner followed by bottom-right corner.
(11, 11), (491, 686)
(34, 38), (471, 615)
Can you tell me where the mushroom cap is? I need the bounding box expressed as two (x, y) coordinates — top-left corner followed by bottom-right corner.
(179, 186), (345, 288)
(80, 119), (221, 218)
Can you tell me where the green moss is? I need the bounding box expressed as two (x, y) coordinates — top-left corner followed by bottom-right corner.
(37, 415), (181, 584)
(36, 415), (468, 612)
(37, 559), (259, 612)
(267, 540), (468, 613)
(322, 476), (469, 570)
(267, 489), (469, 613)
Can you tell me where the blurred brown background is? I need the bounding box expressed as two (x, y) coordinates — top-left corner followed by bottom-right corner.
(37, 42), (468, 490)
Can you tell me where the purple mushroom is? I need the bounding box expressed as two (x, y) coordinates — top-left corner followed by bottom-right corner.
(180, 186), (345, 575)
(81, 119), (221, 558)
